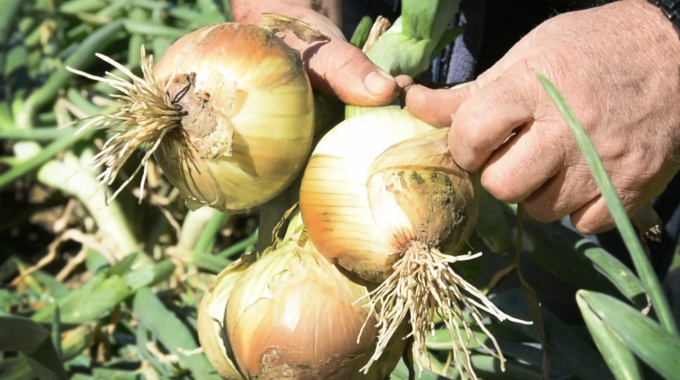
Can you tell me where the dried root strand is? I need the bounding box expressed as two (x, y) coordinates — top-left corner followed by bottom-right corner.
(358, 241), (530, 379)
(66, 45), (184, 204)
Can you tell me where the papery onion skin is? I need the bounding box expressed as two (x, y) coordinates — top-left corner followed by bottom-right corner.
(198, 255), (256, 379)
(225, 218), (405, 380)
(366, 128), (479, 258)
(152, 23), (315, 213)
(256, 91), (343, 253)
(300, 108), (437, 282)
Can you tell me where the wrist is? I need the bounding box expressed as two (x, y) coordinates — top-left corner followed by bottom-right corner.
(644, 0), (680, 34)
(611, 1), (680, 58)
(626, 0), (680, 39)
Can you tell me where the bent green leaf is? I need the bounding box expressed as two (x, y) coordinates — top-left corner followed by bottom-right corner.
(578, 290), (680, 380)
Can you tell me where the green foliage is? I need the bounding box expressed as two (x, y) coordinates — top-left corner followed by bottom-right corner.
(350, 16), (373, 48)
(538, 73), (679, 380)
(133, 288), (222, 380)
(0, 315), (68, 379)
(1, 1), (678, 380)
(0, 2), (236, 378)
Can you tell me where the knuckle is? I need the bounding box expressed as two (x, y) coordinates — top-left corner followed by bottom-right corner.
(481, 170), (520, 203)
(333, 48), (362, 74)
(573, 221), (600, 235)
(308, 41), (363, 79)
(455, 109), (489, 151)
(571, 210), (613, 235)
(524, 200), (560, 223)
(408, 85), (432, 109)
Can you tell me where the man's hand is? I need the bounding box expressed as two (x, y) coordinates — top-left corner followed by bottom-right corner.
(233, 0), (398, 106)
(404, 0), (680, 234)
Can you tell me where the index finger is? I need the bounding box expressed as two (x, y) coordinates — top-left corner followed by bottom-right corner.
(449, 72), (537, 172)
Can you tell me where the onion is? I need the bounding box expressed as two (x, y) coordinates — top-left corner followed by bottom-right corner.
(300, 109), (530, 376)
(300, 108), (435, 282)
(68, 23), (314, 213)
(197, 254), (256, 379)
(225, 211), (407, 379)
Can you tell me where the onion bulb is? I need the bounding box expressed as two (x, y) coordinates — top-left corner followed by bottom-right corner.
(197, 254), (256, 379)
(68, 23), (314, 213)
(300, 108), (529, 376)
(225, 211), (407, 379)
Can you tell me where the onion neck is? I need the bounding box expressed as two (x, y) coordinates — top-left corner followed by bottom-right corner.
(345, 0), (461, 118)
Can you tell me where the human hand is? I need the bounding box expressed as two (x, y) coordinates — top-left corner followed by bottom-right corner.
(232, 0), (398, 106)
(403, 0), (680, 234)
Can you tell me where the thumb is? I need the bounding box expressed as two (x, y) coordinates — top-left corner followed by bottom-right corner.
(302, 40), (398, 106)
(403, 82), (474, 127)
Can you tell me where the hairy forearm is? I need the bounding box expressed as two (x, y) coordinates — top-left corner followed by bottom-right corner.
(232, 0), (342, 30)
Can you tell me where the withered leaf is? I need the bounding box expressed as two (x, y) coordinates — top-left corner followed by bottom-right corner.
(261, 13), (330, 44)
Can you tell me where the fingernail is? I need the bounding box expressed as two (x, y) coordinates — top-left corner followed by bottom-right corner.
(450, 82), (470, 90)
(364, 70), (396, 96)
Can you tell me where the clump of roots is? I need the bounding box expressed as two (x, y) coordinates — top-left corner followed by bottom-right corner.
(66, 46), (185, 204)
(358, 241), (530, 379)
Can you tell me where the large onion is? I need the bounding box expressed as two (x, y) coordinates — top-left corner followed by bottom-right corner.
(300, 109), (529, 376)
(225, 212), (407, 379)
(68, 23), (314, 213)
(300, 108), (436, 282)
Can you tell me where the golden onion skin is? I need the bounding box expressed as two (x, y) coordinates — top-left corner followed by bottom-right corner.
(300, 109), (437, 282)
(225, 229), (405, 380)
(152, 23), (314, 213)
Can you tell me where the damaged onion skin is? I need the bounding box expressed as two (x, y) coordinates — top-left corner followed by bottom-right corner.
(152, 23), (314, 213)
(225, 216), (407, 380)
(198, 293), (243, 379)
(197, 254), (257, 380)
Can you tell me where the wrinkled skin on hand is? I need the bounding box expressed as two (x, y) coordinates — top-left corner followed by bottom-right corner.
(404, 0), (680, 234)
(232, 0), (398, 106)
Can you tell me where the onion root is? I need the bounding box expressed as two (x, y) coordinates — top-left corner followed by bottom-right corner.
(66, 46), (185, 204)
(358, 242), (531, 378)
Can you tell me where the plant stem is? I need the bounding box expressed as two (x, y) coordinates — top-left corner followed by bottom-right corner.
(0, 127), (70, 140)
(0, 0), (23, 78)
(217, 230), (258, 258)
(193, 210), (230, 254)
(0, 101), (115, 191)
(16, 20), (123, 130)
(178, 208), (230, 253)
(0, 128), (92, 190)
(537, 72), (679, 336)
(37, 152), (140, 259)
